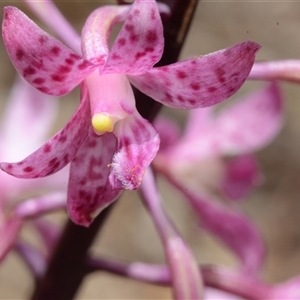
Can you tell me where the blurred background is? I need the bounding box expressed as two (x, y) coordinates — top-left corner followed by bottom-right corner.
(1, 1), (300, 299)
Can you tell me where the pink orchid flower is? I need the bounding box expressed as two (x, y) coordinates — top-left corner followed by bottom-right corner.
(0, 76), (67, 263)
(153, 82), (284, 274)
(1, 0), (259, 226)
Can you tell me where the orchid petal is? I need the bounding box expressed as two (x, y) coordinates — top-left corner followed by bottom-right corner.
(172, 181), (265, 275)
(249, 60), (300, 83)
(129, 42), (260, 108)
(183, 107), (214, 139)
(109, 112), (160, 190)
(67, 133), (121, 227)
(14, 192), (66, 219)
(82, 5), (130, 63)
(103, 0), (164, 75)
(1, 76), (58, 161)
(2, 7), (97, 96)
(22, 0), (81, 53)
(0, 218), (23, 263)
(0, 85), (90, 178)
(213, 82), (283, 155)
(222, 155), (262, 201)
(154, 116), (180, 151)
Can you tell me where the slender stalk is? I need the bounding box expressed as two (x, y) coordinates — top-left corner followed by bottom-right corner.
(30, 1), (198, 299)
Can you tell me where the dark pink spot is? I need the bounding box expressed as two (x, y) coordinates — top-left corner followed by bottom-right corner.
(150, 9), (156, 20)
(51, 46), (61, 56)
(38, 35), (48, 44)
(59, 65), (71, 73)
(58, 135), (67, 143)
(215, 67), (226, 83)
(38, 86), (50, 93)
(146, 30), (157, 44)
(145, 47), (154, 53)
(65, 58), (75, 65)
(23, 166), (34, 173)
(44, 144), (52, 153)
(165, 92), (173, 102)
(118, 38), (126, 46)
(112, 53), (121, 60)
(188, 99), (196, 105)
(208, 86), (217, 93)
(7, 164), (13, 169)
(48, 158), (58, 166)
(135, 52), (146, 59)
(63, 154), (69, 164)
(70, 53), (81, 60)
(190, 82), (200, 90)
(16, 48), (25, 61)
(33, 77), (45, 85)
(51, 74), (66, 82)
(176, 70), (187, 79)
(78, 61), (90, 70)
(125, 24), (134, 32)
(177, 95), (185, 102)
(23, 66), (36, 76)
(133, 9), (140, 15)
(130, 34), (139, 43)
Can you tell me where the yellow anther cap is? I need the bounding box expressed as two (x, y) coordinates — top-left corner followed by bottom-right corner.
(92, 114), (114, 134)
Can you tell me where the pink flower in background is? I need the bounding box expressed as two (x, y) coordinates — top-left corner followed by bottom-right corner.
(0, 76), (67, 263)
(1, 0), (259, 226)
(153, 82), (284, 274)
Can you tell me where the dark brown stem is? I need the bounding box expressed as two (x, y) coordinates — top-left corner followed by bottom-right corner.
(31, 1), (198, 299)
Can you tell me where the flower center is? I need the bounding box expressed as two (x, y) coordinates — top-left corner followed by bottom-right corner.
(92, 114), (114, 134)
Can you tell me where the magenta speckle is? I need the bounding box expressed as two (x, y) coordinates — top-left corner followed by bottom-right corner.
(135, 52), (146, 60)
(33, 77), (45, 85)
(16, 48), (25, 61)
(44, 144), (52, 153)
(78, 61), (90, 70)
(59, 65), (71, 73)
(58, 135), (67, 143)
(23, 66), (36, 76)
(208, 86), (217, 93)
(190, 82), (201, 90)
(38, 86), (50, 93)
(130, 34), (139, 43)
(38, 35), (48, 44)
(65, 58), (75, 65)
(118, 38), (126, 46)
(51, 46), (61, 56)
(146, 29), (157, 44)
(125, 24), (134, 32)
(176, 70), (187, 79)
(23, 166), (34, 173)
(51, 74), (66, 82)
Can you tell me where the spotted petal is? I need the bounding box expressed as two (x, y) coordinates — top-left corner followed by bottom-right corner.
(129, 42), (260, 108)
(174, 183), (265, 275)
(213, 82), (283, 155)
(1, 76), (58, 161)
(2, 6), (97, 96)
(109, 112), (160, 190)
(82, 5), (130, 63)
(67, 134), (121, 227)
(22, 0), (81, 53)
(103, 0), (164, 75)
(222, 155), (262, 201)
(0, 85), (90, 178)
